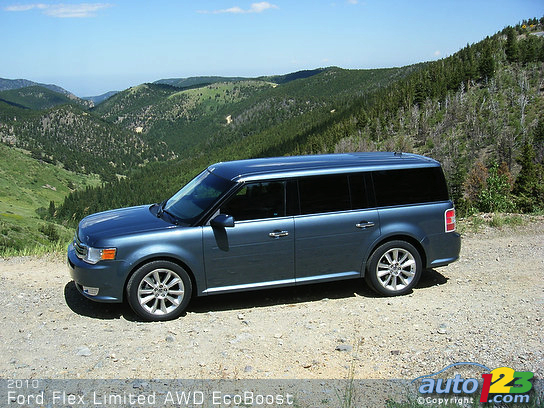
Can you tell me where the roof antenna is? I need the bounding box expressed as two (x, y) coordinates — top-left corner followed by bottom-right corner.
(394, 151), (403, 156)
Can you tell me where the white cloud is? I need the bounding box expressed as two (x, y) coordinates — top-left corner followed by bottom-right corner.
(4, 3), (47, 11)
(434, 50), (441, 57)
(198, 2), (278, 14)
(4, 3), (112, 18)
(347, 0), (358, 4)
(248, 2), (277, 13)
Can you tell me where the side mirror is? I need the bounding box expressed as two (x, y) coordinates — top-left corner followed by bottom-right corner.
(210, 214), (235, 228)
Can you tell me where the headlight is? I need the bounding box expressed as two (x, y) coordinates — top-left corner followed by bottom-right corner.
(84, 247), (117, 264)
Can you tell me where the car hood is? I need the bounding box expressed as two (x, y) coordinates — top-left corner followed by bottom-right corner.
(78, 205), (172, 246)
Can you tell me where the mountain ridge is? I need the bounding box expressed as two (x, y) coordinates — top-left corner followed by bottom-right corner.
(152, 69), (327, 89)
(81, 91), (119, 105)
(0, 85), (92, 110)
(0, 77), (72, 95)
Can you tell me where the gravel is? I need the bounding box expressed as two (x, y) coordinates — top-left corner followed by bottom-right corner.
(0, 219), (542, 381)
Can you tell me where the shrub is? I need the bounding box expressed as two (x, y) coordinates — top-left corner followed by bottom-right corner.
(476, 164), (515, 213)
(39, 223), (60, 242)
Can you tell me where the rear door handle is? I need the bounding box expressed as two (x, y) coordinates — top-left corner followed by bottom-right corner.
(356, 221), (375, 229)
(269, 230), (289, 238)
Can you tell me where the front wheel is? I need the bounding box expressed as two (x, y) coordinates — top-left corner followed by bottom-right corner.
(365, 240), (422, 296)
(126, 260), (192, 321)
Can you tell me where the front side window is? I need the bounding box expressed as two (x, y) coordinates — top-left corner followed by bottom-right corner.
(221, 181), (285, 221)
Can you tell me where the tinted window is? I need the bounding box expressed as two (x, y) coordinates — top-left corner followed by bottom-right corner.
(299, 175), (351, 214)
(221, 181), (285, 221)
(349, 173), (369, 210)
(372, 167), (449, 207)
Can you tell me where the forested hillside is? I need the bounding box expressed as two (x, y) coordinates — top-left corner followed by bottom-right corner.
(0, 101), (175, 180)
(55, 19), (544, 224)
(90, 67), (415, 155)
(0, 85), (91, 110)
(91, 80), (276, 152)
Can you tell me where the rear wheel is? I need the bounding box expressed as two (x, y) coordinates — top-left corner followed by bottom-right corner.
(365, 240), (422, 296)
(127, 260), (192, 321)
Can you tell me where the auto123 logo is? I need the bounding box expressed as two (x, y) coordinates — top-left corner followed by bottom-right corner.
(412, 362), (534, 405)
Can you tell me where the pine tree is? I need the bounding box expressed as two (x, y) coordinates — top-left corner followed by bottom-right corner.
(505, 27), (519, 63)
(513, 143), (543, 213)
(479, 41), (495, 80)
(48, 200), (56, 218)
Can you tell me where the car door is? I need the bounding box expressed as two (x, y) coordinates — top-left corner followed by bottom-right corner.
(202, 180), (295, 293)
(294, 173), (381, 282)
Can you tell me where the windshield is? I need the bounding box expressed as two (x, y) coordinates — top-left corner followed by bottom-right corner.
(163, 170), (234, 225)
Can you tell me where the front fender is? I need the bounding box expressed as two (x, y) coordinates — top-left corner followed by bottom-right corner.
(116, 226), (206, 295)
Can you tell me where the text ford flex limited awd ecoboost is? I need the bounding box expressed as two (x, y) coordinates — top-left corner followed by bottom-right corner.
(68, 152), (461, 321)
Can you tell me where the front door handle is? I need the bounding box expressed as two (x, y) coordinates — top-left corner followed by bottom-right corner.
(269, 230), (289, 238)
(356, 221), (375, 229)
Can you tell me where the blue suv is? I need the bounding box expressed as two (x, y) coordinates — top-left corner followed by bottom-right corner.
(68, 152), (461, 321)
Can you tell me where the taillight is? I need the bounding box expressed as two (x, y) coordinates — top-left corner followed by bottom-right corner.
(445, 208), (456, 232)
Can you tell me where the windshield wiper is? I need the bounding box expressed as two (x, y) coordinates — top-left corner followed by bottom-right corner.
(162, 209), (181, 225)
(156, 199), (167, 218)
(156, 200), (181, 225)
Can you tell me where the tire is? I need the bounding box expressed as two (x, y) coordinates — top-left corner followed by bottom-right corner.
(126, 260), (192, 321)
(365, 240), (422, 296)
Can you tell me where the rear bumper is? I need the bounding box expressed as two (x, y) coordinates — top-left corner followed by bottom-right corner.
(67, 243), (127, 303)
(424, 231), (461, 268)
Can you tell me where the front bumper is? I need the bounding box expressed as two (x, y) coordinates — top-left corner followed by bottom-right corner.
(67, 243), (127, 303)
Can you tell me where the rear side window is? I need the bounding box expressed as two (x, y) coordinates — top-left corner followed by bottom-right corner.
(372, 167), (449, 207)
(348, 173), (369, 210)
(299, 175), (350, 214)
(298, 174), (370, 214)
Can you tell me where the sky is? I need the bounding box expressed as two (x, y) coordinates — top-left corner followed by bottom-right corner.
(1, 0), (543, 97)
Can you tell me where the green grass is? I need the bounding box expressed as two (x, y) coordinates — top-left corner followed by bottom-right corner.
(488, 213), (526, 228)
(457, 213), (530, 234)
(0, 144), (100, 213)
(0, 143), (100, 256)
(0, 236), (70, 257)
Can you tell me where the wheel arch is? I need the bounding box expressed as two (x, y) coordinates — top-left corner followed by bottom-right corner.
(363, 234), (427, 277)
(124, 255), (199, 301)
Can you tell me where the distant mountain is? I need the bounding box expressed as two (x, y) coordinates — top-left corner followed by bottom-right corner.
(91, 80), (275, 152)
(81, 91), (119, 105)
(153, 76), (247, 88)
(94, 67), (411, 155)
(0, 86), (92, 110)
(0, 78), (72, 96)
(153, 69), (327, 89)
(258, 68), (326, 84)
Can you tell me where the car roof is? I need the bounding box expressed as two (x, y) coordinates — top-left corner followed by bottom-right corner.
(208, 152), (441, 182)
